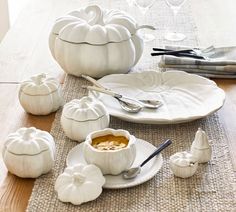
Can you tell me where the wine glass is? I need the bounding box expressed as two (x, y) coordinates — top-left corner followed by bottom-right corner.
(133, 0), (156, 42)
(164, 0), (187, 41)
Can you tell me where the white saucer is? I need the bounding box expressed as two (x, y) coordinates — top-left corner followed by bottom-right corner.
(66, 138), (163, 189)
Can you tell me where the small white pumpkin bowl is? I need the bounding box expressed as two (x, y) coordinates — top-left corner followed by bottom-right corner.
(19, 73), (64, 115)
(2, 127), (55, 178)
(169, 151), (198, 178)
(83, 128), (136, 175)
(61, 96), (110, 142)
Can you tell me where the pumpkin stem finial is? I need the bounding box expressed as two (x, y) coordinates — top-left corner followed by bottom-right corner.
(73, 173), (86, 184)
(23, 127), (36, 140)
(32, 73), (46, 85)
(85, 5), (104, 26)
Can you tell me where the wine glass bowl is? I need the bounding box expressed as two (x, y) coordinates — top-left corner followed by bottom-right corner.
(164, 0), (187, 41)
(134, 0), (156, 13)
(133, 0), (157, 42)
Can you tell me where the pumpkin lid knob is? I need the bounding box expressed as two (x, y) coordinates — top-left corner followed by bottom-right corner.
(22, 127), (36, 140)
(73, 172), (86, 184)
(85, 5), (104, 26)
(32, 73), (47, 85)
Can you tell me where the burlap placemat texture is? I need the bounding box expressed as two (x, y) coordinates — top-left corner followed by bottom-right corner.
(27, 0), (236, 211)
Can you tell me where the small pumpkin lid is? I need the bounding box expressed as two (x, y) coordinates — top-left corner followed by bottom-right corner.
(4, 127), (55, 155)
(170, 151), (197, 167)
(51, 5), (137, 45)
(62, 96), (108, 122)
(20, 73), (60, 96)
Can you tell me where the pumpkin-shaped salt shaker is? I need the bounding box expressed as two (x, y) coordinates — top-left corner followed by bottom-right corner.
(2, 127), (56, 178)
(19, 73), (64, 115)
(169, 151), (198, 178)
(61, 96), (110, 142)
(191, 128), (212, 163)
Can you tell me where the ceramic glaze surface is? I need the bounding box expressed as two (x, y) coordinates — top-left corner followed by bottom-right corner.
(90, 70), (225, 124)
(83, 128), (136, 175)
(19, 73), (63, 115)
(49, 5), (143, 77)
(2, 127), (55, 178)
(61, 96), (110, 141)
(169, 151), (198, 178)
(67, 138), (163, 189)
(55, 164), (105, 205)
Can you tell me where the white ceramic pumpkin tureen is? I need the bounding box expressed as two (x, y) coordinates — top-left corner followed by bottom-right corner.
(49, 5), (145, 78)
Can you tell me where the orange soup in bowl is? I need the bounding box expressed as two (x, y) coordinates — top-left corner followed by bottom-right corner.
(91, 134), (129, 151)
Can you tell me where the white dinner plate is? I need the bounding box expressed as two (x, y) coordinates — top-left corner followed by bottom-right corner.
(66, 138), (163, 189)
(89, 70), (225, 124)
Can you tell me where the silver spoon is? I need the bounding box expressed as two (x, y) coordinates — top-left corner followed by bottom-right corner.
(85, 86), (162, 111)
(81, 75), (162, 110)
(123, 139), (172, 179)
(115, 96), (143, 113)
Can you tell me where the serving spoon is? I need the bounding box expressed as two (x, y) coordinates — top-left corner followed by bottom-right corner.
(84, 85), (162, 111)
(81, 75), (162, 113)
(123, 139), (172, 179)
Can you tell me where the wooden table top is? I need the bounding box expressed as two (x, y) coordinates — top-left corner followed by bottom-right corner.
(0, 0), (236, 211)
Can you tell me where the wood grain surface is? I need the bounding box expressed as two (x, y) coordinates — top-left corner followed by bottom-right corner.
(0, 0), (236, 211)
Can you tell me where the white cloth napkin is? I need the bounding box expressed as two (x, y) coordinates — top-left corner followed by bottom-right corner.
(159, 46), (236, 78)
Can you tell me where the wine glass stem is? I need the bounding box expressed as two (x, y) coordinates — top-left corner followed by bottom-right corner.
(143, 11), (148, 38)
(172, 8), (179, 34)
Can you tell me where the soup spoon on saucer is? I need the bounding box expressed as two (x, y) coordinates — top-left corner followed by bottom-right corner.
(123, 139), (172, 179)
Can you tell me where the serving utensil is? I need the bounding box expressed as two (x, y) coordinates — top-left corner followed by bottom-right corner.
(83, 86), (142, 113)
(151, 52), (205, 59)
(151, 45), (214, 60)
(82, 75), (162, 113)
(123, 139), (172, 179)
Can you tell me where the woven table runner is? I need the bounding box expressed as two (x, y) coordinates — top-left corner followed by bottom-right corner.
(27, 0), (236, 211)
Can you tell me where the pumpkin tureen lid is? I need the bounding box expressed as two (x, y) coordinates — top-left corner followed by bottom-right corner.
(62, 96), (108, 122)
(20, 73), (60, 96)
(3, 127), (55, 155)
(51, 5), (137, 45)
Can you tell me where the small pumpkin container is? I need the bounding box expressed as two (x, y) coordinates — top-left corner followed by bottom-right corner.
(2, 127), (56, 178)
(55, 163), (105, 205)
(61, 96), (110, 142)
(49, 5), (144, 78)
(19, 73), (64, 115)
(83, 128), (136, 175)
(169, 151), (198, 178)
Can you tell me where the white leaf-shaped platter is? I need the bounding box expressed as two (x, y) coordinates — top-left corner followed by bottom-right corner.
(89, 70), (225, 124)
